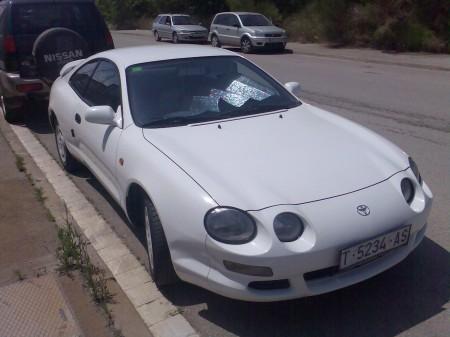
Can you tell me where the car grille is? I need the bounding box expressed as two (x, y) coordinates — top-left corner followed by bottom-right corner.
(265, 33), (282, 37)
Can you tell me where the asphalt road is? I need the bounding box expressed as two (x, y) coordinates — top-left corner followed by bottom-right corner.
(22, 32), (450, 337)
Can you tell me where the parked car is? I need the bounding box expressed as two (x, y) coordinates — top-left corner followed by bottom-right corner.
(152, 14), (208, 44)
(0, 0), (114, 123)
(49, 45), (432, 302)
(209, 12), (287, 53)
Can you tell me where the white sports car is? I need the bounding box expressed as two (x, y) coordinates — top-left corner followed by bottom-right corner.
(49, 45), (433, 302)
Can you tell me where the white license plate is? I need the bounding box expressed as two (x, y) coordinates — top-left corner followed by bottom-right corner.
(340, 225), (411, 269)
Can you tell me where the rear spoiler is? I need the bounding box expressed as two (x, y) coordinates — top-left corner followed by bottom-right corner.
(59, 59), (84, 77)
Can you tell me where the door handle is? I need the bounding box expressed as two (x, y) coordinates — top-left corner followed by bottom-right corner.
(75, 113), (81, 124)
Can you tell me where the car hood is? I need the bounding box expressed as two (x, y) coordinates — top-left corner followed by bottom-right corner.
(246, 26), (285, 34)
(174, 25), (207, 31)
(142, 104), (407, 210)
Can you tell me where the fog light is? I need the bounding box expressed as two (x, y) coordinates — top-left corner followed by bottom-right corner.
(224, 260), (273, 277)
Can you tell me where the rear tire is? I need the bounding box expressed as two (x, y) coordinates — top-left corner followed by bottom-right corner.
(211, 34), (221, 48)
(54, 120), (79, 173)
(143, 196), (179, 287)
(154, 30), (161, 41)
(1, 97), (24, 124)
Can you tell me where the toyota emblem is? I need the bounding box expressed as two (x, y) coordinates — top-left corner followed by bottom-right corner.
(357, 205), (370, 216)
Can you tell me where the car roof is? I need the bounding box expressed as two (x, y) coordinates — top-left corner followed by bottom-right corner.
(92, 45), (237, 69)
(215, 12), (261, 16)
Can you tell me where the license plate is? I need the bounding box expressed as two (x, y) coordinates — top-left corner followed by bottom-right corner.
(340, 225), (411, 269)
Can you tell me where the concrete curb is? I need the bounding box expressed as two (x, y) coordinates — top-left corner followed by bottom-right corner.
(5, 123), (199, 337)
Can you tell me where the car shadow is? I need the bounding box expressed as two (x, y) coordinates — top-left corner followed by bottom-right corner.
(162, 237), (449, 337)
(23, 99), (54, 135)
(225, 47), (294, 55)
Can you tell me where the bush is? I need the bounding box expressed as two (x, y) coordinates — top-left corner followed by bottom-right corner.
(283, 1), (324, 42)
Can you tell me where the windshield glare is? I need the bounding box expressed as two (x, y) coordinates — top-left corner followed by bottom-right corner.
(172, 15), (195, 25)
(239, 14), (271, 27)
(126, 56), (300, 128)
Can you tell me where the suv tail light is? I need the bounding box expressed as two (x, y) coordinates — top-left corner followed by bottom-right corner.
(4, 36), (16, 54)
(16, 83), (43, 93)
(105, 31), (114, 49)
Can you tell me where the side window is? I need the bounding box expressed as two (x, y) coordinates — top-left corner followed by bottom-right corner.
(165, 16), (171, 25)
(69, 61), (99, 97)
(213, 14), (223, 25)
(158, 15), (166, 24)
(84, 61), (121, 111)
(229, 15), (240, 27)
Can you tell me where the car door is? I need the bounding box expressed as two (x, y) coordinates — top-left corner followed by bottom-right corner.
(162, 16), (172, 38)
(65, 60), (100, 154)
(74, 59), (123, 202)
(227, 14), (242, 46)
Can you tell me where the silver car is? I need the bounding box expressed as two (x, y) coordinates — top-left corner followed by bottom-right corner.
(209, 12), (287, 53)
(152, 14), (209, 44)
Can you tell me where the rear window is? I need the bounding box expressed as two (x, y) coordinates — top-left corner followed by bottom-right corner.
(12, 3), (102, 35)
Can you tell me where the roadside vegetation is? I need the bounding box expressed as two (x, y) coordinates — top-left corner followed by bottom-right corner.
(96, 0), (449, 53)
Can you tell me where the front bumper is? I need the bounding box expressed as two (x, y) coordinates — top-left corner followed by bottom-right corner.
(248, 36), (288, 48)
(177, 32), (208, 42)
(0, 71), (49, 105)
(203, 171), (433, 302)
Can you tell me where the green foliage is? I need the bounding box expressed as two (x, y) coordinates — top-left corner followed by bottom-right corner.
(226, 0), (282, 24)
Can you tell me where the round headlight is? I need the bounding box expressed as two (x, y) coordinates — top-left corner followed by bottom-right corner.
(401, 178), (415, 204)
(204, 207), (256, 244)
(409, 157), (422, 185)
(273, 213), (304, 242)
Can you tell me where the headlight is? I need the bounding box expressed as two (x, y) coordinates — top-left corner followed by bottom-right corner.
(273, 212), (304, 242)
(409, 157), (422, 184)
(253, 30), (263, 37)
(204, 207), (256, 244)
(401, 178), (415, 204)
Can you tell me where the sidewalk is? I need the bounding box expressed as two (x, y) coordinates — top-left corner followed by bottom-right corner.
(114, 30), (450, 71)
(0, 131), (114, 336)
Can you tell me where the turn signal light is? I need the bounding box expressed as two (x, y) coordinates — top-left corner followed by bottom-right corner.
(16, 83), (43, 93)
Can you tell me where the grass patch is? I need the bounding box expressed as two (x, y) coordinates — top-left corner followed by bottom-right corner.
(56, 219), (115, 325)
(15, 154), (25, 172)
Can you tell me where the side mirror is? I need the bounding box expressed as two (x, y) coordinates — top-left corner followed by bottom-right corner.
(284, 82), (301, 97)
(85, 106), (117, 126)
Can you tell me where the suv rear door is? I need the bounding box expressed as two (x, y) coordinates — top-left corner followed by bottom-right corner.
(11, 2), (113, 73)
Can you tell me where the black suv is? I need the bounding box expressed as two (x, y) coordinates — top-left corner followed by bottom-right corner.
(0, 0), (114, 122)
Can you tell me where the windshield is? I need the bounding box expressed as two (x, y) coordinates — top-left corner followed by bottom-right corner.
(172, 15), (196, 25)
(126, 56), (300, 128)
(239, 14), (271, 27)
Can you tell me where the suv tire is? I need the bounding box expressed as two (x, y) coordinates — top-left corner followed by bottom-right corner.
(241, 37), (253, 54)
(33, 28), (89, 84)
(143, 196), (179, 287)
(154, 31), (161, 41)
(1, 97), (24, 124)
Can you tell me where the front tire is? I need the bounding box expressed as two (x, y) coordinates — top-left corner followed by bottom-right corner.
(54, 121), (79, 173)
(241, 37), (253, 53)
(143, 196), (178, 287)
(154, 30), (161, 41)
(172, 32), (179, 44)
(2, 97), (24, 123)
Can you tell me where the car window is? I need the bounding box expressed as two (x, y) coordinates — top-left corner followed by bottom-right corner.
(165, 16), (171, 25)
(84, 60), (121, 111)
(0, 5), (7, 35)
(239, 14), (271, 27)
(126, 56), (300, 128)
(69, 61), (99, 97)
(172, 15), (195, 25)
(12, 3), (100, 35)
(213, 14), (223, 25)
(158, 16), (166, 24)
